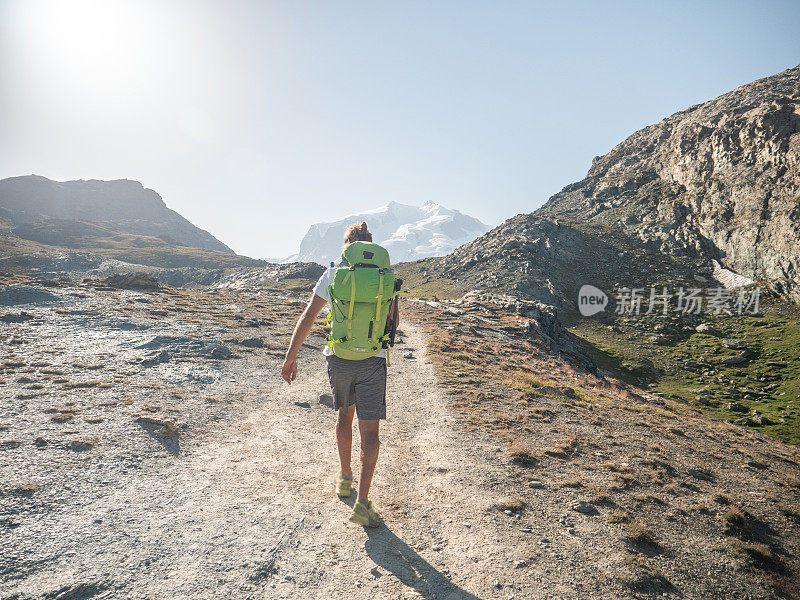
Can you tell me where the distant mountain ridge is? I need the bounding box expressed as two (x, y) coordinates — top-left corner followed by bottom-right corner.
(0, 175), (232, 253)
(288, 201), (489, 265)
(0, 175), (267, 269)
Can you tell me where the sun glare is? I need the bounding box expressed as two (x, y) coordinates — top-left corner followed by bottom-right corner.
(12, 0), (166, 99)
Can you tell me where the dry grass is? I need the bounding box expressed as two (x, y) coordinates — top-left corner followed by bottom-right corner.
(507, 437), (538, 467)
(603, 461), (633, 474)
(621, 554), (674, 594)
(728, 539), (787, 575)
(623, 521), (662, 552)
(610, 473), (638, 492)
(632, 494), (666, 505)
(590, 492), (614, 506)
(607, 510), (631, 524)
(543, 436), (579, 459)
(723, 505), (758, 540)
(9, 481), (41, 496)
(492, 496), (525, 513)
(502, 371), (550, 390)
(50, 411), (75, 423)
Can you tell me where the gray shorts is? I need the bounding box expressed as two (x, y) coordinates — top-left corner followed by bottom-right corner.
(325, 354), (387, 420)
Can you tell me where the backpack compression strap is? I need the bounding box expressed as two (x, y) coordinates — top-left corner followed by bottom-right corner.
(325, 269), (357, 347)
(371, 269), (384, 344)
(346, 269), (355, 341)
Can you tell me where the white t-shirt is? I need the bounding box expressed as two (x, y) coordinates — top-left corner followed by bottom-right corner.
(313, 260), (387, 358)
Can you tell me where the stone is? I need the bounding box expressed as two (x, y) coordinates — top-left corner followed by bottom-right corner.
(0, 312), (34, 323)
(142, 350), (170, 367)
(688, 468), (713, 481)
(68, 439), (95, 452)
(0, 285), (61, 306)
(570, 500), (595, 514)
(238, 337), (264, 348)
(749, 412), (774, 426)
(721, 352), (750, 366)
(159, 421), (179, 437)
(695, 323), (719, 335)
(100, 273), (161, 291)
(723, 339), (749, 350)
(135, 416), (178, 437)
(210, 346), (232, 360)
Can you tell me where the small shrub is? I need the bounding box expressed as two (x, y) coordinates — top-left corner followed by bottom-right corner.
(591, 492), (615, 506)
(492, 496), (525, 513)
(508, 438), (538, 467)
(607, 510), (630, 524)
(633, 494), (666, 505)
(11, 481), (40, 496)
(729, 539), (786, 574)
(544, 436), (579, 459)
(722, 505), (769, 542)
(624, 521), (662, 551)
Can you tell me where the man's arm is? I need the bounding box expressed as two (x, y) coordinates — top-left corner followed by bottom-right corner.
(281, 293), (327, 384)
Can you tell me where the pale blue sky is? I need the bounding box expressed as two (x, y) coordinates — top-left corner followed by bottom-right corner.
(1, 0), (798, 258)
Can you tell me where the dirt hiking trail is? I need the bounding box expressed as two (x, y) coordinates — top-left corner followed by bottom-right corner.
(2, 306), (625, 599)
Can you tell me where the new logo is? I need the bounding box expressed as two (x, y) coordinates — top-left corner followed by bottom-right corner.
(578, 285), (608, 316)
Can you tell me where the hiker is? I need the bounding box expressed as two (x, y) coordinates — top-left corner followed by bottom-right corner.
(281, 221), (400, 527)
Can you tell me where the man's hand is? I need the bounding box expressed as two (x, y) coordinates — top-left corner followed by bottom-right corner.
(281, 357), (297, 384)
(281, 293), (326, 385)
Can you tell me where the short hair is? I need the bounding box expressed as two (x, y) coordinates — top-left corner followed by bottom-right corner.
(343, 221), (372, 245)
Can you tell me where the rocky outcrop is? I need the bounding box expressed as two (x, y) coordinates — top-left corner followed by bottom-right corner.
(411, 212), (710, 315)
(210, 262), (324, 292)
(537, 65), (800, 302)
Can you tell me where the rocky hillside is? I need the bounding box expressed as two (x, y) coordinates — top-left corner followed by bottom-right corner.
(0, 175), (232, 253)
(538, 64), (800, 303)
(395, 66), (800, 451)
(404, 65), (800, 309)
(0, 175), (267, 269)
(401, 214), (711, 310)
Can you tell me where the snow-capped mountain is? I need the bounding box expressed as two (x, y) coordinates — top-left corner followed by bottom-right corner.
(287, 201), (490, 266)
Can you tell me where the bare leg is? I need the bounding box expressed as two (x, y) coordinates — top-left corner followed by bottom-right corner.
(357, 419), (380, 502)
(336, 404), (356, 476)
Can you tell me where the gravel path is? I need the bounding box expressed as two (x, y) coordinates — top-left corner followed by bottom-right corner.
(4, 283), (731, 599)
(2, 297), (538, 600)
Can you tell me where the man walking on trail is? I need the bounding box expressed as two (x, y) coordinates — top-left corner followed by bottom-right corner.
(281, 222), (399, 528)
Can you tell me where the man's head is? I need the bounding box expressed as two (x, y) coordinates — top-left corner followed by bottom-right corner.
(343, 221), (372, 245)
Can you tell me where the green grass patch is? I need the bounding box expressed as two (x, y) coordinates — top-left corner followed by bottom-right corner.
(569, 301), (800, 446)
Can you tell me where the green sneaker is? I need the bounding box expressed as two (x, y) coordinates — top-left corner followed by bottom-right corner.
(334, 472), (353, 498)
(349, 500), (383, 527)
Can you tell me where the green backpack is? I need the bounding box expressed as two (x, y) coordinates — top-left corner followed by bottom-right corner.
(326, 241), (398, 361)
